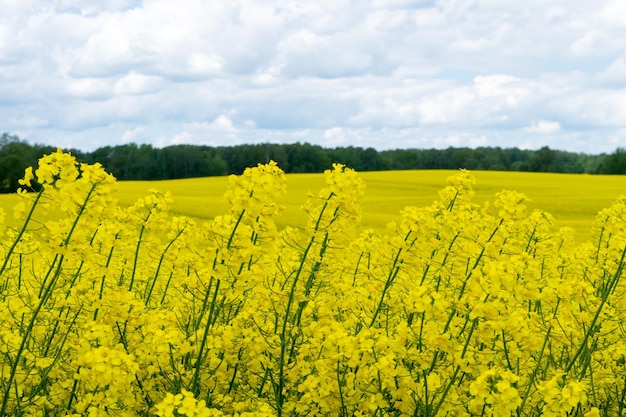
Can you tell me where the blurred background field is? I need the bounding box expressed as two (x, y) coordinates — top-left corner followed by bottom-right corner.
(2, 170), (626, 244)
(357, 170), (626, 244)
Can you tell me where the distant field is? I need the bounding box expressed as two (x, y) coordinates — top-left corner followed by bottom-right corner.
(359, 170), (626, 243)
(113, 169), (626, 244)
(2, 169), (626, 244)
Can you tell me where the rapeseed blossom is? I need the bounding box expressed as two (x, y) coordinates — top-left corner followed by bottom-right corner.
(2, 150), (626, 416)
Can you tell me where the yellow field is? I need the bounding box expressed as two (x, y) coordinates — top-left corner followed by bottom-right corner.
(2, 169), (625, 244)
(101, 170), (626, 245)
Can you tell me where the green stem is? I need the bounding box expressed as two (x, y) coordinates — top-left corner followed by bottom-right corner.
(144, 227), (185, 306)
(336, 361), (348, 417)
(227, 208), (246, 250)
(422, 369), (431, 416)
(0, 189), (44, 277)
(189, 277), (221, 396)
(431, 318), (478, 416)
(30, 306), (82, 404)
(0, 254), (64, 416)
(275, 193), (335, 416)
(0, 183), (97, 416)
(62, 183), (97, 248)
(129, 205), (154, 291)
(370, 244), (404, 327)
(564, 244), (626, 375)
(517, 326), (552, 416)
(160, 271), (175, 306)
(129, 228), (145, 291)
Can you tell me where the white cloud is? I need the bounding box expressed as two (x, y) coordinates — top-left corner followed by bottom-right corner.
(121, 126), (144, 142)
(472, 75), (523, 99)
(1, 0), (625, 154)
(322, 126), (360, 147)
(182, 114), (239, 133)
(251, 65), (283, 86)
(569, 30), (615, 58)
(170, 131), (192, 146)
(607, 129), (626, 149)
(148, 114), (243, 148)
(524, 120), (561, 134)
(66, 78), (112, 99)
(209, 115), (236, 132)
(6, 115), (49, 128)
(598, 55), (626, 86)
(113, 72), (161, 95)
(469, 135), (488, 147)
(187, 53), (223, 77)
(597, 0), (626, 28)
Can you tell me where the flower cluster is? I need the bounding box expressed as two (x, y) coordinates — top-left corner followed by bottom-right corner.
(2, 150), (626, 416)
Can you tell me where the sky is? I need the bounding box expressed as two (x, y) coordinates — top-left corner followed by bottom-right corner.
(1, 0), (625, 154)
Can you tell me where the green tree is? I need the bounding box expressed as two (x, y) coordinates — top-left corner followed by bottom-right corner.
(284, 143), (332, 173)
(528, 146), (556, 172)
(599, 148), (626, 174)
(0, 134), (55, 193)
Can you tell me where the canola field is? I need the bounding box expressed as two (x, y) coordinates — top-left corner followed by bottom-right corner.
(4, 167), (623, 244)
(110, 169), (626, 244)
(2, 149), (626, 416)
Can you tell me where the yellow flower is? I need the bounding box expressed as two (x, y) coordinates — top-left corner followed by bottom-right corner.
(18, 166), (34, 188)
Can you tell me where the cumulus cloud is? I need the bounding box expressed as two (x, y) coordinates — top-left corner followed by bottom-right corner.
(1, 0), (626, 154)
(113, 72), (162, 95)
(598, 54), (626, 87)
(121, 126), (145, 143)
(524, 120), (562, 134)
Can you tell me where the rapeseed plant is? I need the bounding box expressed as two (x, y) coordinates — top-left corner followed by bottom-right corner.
(3, 148), (626, 416)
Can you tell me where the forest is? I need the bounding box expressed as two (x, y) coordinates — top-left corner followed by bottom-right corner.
(0, 132), (623, 193)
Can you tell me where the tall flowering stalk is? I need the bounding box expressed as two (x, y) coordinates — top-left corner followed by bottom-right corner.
(3, 150), (626, 416)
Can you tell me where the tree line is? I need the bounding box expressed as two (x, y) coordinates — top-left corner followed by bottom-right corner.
(0, 132), (623, 193)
